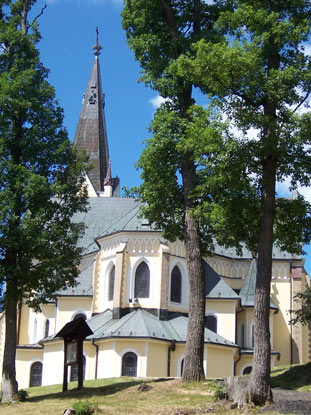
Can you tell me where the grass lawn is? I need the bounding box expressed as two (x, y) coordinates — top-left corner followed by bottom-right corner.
(1, 364), (310, 415)
(0, 378), (218, 415)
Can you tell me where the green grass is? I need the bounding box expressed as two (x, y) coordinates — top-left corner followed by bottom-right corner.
(0, 378), (215, 415)
(1, 365), (310, 415)
(270, 362), (311, 392)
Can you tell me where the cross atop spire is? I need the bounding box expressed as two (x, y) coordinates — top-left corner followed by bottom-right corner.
(93, 27), (103, 56)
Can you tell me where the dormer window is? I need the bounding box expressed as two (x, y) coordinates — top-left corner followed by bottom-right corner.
(170, 266), (182, 303)
(134, 262), (150, 298)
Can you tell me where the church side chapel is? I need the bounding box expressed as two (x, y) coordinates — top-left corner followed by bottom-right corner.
(0, 39), (310, 390)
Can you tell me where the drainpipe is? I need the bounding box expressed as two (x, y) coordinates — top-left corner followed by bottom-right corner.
(167, 340), (176, 377)
(233, 348), (241, 376)
(91, 339), (99, 379)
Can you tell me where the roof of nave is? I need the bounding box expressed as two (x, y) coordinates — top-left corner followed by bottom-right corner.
(86, 308), (238, 348)
(240, 259), (278, 309)
(58, 255), (95, 296)
(73, 197), (140, 254)
(213, 240), (297, 260)
(204, 260), (239, 300)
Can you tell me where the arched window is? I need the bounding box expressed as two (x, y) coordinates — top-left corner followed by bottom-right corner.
(134, 262), (150, 298)
(70, 355), (86, 382)
(30, 362), (43, 387)
(108, 265), (115, 301)
(73, 313), (87, 321)
(240, 323), (245, 348)
(33, 318), (37, 343)
(206, 315), (217, 333)
(44, 319), (50, 338)
(170, 266), (182, 303)
(243, 366), (252, 375)
(251, 323), (254, 348)
(122, 352), (137, 377)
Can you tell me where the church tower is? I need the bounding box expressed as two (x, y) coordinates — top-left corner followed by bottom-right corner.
(74, 29), (120, 197)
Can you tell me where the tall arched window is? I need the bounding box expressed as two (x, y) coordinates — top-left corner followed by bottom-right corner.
(134, 262), (150, 298)
(30, 362), (43, 387)
(239, 323), (245, 348)
(122, 352), (137, 377)
(44, 319), (50, 338)
(206, 315), (217, 333)
(170, 266), (182, 303)
(70, 355), (86, 381)
(33, 318), (37, 343)
(108, 265), (115, 301)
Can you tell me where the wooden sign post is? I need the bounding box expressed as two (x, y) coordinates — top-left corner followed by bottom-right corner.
(56, 317), (93, 392)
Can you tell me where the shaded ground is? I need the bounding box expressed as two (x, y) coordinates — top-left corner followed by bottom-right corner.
(260, 388), (311, 415)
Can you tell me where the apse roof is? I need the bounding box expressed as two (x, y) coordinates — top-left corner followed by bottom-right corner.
(86, 308), (238, 348)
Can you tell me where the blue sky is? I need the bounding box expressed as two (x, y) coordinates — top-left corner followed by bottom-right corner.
(33, 0), (311, 275)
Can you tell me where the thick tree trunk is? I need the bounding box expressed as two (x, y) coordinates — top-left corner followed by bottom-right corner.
(181, 156), (206, 382)
(249, 157), (276, 405)
(1, 295), (18, 402)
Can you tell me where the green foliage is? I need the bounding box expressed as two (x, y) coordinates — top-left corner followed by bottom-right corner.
(208, 380), (228, 402)
(290, 286), (311, 326)
(17, 390), (29, 402)
(0, 0), (90, 310)
(73, 399), (98, 415)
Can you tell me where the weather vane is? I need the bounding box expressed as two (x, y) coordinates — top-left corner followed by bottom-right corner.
(93, 27), (103, 56)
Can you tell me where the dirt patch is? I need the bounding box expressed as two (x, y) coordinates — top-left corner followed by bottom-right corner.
(260, 388), (311, 415)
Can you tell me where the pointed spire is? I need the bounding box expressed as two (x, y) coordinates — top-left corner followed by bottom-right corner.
(93, 27), (103, 57)
(73, 31), (109, 193)
(104, 159), (113, 186)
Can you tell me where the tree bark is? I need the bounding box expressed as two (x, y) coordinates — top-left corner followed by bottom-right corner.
(181, 155), (206, 382)
(1, 292), (18, 402)
(249, 156), (276, 405)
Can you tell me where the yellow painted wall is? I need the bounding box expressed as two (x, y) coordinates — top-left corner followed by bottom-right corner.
(56, 297), (92, 332)
(271, 280), (291, 365)
(206, 346), (235, 378)
(42, 341), (64, 386)
(16, 348), (44, 389)
(147, 341), (169, 377)
(206, 300), (237, 343)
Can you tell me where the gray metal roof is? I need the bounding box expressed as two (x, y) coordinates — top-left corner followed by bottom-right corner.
(86, 308), (237, 347)
(73, 197), (139, 254)
(58, 256), (94, 296)
(240, 259), (278, 309)
(204, 260), (239, 299)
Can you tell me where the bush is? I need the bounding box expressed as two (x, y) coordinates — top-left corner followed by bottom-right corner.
(18, 390), (29, 402)
(208, 380), (228, 402)
(73, 399), (98, 415)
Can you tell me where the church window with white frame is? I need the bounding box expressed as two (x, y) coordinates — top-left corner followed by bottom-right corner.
(206, 314), (217, 333)
(170, 265), (182, 303)
(108, 264), (115, 301)
(134, 261), (150, 298)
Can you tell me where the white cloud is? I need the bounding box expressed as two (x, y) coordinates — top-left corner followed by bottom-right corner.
(149, 95), (167, 109)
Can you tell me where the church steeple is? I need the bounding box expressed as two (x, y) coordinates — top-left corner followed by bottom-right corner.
(74, 29), (119, 196)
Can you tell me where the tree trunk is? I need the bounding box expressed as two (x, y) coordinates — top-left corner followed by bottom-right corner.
(249, 156), (276, 405)
(182, 155), (206, 382)
(1, 295), (18, 402)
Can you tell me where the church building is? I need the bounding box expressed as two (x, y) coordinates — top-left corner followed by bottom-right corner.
(0, 40), (310, 390)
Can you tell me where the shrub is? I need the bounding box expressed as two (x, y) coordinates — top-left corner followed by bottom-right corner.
(73, 399), (98, 415)
(18, 390), (29, 402)
(208, 380), (228, 402)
